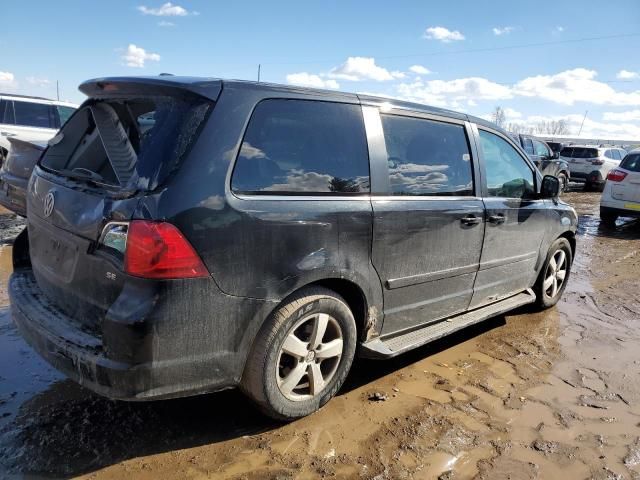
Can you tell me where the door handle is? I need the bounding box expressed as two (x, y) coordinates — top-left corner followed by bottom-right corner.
(488, 213), (506, 225)
(461, 214), (482, 226)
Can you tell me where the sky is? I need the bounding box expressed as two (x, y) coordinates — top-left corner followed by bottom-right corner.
(1, 0), (640, 140)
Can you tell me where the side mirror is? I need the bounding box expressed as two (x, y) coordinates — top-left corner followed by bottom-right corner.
(540, 175), (560, 199)
(552, 151), (560, 159)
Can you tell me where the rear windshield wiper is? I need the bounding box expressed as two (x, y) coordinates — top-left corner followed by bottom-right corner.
(58, 167), (107, 185)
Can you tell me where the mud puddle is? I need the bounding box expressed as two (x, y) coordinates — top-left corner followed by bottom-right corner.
(0, 192), (639, 479)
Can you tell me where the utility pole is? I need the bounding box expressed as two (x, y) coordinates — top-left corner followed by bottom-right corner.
(56, 80), (60, 101)
(257, 64), (261, 82)
(578, 110), (588, 137)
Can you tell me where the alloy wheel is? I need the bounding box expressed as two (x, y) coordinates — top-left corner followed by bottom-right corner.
(543, 249), (567, 299)
(276, 313), (343, 401)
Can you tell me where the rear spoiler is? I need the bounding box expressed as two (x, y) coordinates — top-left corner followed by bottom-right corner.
(79, 76), (223, 102)
(7, 137), (47, 151)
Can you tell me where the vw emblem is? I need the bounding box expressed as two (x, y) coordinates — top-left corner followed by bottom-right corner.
(43, 192), (55, 218)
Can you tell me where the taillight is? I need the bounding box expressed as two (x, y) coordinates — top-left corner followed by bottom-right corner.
(607, 169), (628, 182)
(591, 159), (604, 165)
(124, 221), (209, 279)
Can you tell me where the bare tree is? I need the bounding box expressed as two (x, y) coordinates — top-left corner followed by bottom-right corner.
(533, 119), (570, 136)
(506, 122), (534, 135)
(491, 106), (506, 128)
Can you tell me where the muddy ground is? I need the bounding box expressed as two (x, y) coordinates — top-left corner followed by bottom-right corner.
(0, 189), (639, 480)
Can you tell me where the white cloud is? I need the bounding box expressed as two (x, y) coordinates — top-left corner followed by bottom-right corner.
(617, 69), (639, 80)
(409, 65), (431, 75)
(26, 76), (50, 87)
(286, 72), (339, 90)
(328, 57), (401, 82)
(503, 107), (522, 119)
(423, 26), (465, 43)
(396, 77), (512, 107)
(554, 26), (564, 34)
(0, 71), (16, 87)
(492, 26), (514, 36)
(514, 68), (640, 106)
(158, 20), (175, 27)
(122, 44), (161, 68)
(603, 109), (640, 122)
(137, 2), (191, 16)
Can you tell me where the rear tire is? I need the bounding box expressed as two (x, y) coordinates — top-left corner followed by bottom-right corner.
(600, 209), (617, 228)
(534, 238), (572, 309)
(240, 287), (357, 421)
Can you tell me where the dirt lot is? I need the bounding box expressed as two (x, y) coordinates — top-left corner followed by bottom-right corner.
(0, 190), (639, 480)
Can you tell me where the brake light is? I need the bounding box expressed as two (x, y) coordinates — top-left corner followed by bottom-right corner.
(607, 169), (628, 182)
(591, 159), (604, 165)
(124, 221), (209, 279)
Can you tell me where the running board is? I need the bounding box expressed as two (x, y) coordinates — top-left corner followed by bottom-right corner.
(360, 289), (536, 359)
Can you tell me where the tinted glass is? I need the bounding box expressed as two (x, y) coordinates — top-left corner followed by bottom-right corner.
(0, 100), (14, 124)
(560, 147), (574, 157)
(479, 130), (535, 199)
(380, 114), (473, 196)
(56, 105), (76, 126)
(232, 99), (370, 194)
(13, 101), (54, 128)
(621, 153), (640, 172)
(522, 137), (534, 155)
(533, 140), (550, 157)
(571, 148), (599, 159)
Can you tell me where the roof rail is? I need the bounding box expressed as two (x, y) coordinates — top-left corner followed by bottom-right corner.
(0, 92), (52, 101)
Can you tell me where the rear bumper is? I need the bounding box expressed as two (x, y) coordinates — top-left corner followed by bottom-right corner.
(0, 174), (27, 216)
(570, 171), (603, 185)
(600, 205), (640, 219)
(10, 269), (272, 400)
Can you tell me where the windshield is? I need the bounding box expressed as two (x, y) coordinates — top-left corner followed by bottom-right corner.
(40, 95), (211, 190)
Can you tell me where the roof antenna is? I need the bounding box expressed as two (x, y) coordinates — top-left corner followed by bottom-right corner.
(577, 110), (588, 137)
(56, 80), (60, 101)
(257, 64), (261, 83)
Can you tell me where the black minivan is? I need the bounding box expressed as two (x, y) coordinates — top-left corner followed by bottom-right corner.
(10, 76), (577, 420)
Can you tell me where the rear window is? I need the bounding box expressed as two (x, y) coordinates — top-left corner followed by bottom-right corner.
(621, 153), (640, 172)
(571, 148), (599, 159)
(40, 95), (211, 189)
(231, 99), (370, 194)
(13, 101), (56, 128)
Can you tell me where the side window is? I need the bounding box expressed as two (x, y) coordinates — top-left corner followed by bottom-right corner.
(533, 140), (550, 157)
(56, 106), (76, 127)
(232, 99), (370, 194)
(13, 101), (55, 128)
(522, 137), (534, 155)
(0, 100), (15, 125)
(479, 130), (535, 199)
(380, 114), (473, 196)
(604, 149), (613, 159)
(611, 149), (621, 161)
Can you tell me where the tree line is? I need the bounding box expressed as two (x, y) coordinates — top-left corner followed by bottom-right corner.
(491, 106), (570, 136)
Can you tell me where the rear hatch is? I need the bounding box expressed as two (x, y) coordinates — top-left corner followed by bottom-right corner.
(2, 137), (46, 179)
(611, 153), (640, 204)
(560, 147), (600, 174)
(27, 77), (219, 335)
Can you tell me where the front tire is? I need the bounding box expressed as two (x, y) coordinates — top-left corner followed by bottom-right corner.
(557, 173), (568, 194)
(535, 238), (572, 309)
(241, 287), (357, 421)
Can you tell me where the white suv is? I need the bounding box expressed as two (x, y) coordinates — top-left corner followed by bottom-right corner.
(0, 94), (78, 163)
(559, 145), (627, 191)
(600, 150), (640, 226)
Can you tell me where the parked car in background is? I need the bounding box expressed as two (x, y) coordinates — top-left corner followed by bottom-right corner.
(10, 76), (577, 420)
(545, 141), (566, 154)
(560, 145), (627, 191)
(0, 94), (77, 164)
(600, 150), (640, 226)
(510, 133), (570, 191)
(0, 137), (46, 216)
